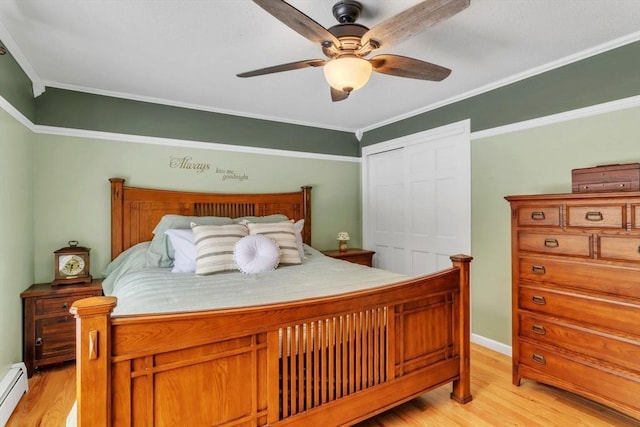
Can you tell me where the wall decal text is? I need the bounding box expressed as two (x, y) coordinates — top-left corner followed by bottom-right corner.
(169, 156), (210, 173)
(168, 156), (249, 181)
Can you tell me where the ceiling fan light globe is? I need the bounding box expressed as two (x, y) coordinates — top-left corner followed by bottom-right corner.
(323, 56), (372, 92)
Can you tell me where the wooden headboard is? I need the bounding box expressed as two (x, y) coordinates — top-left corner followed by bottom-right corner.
(110, 178), (312, 260)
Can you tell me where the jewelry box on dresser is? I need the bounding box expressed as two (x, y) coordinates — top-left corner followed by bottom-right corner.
(505, 191), (640, 420)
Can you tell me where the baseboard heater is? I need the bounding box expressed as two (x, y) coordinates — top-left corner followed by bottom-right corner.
(0, 363), (28, 426)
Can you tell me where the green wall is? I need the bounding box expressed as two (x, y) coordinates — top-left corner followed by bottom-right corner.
(32, 134), (361, 282)
(471, 107), (640, 345)
(35, 88), (361, 157)
(0, 47), (35, 121)
(0, 106), (34, 376)
(362, 41), (640, 145)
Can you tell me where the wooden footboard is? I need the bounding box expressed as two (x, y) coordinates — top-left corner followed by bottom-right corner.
(71, 255), (472, 426)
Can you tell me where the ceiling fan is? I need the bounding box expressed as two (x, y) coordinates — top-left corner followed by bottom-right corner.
(237, 0), (470, 102)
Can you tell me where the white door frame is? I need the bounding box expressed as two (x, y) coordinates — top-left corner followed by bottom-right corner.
(361, 119), (471, 268)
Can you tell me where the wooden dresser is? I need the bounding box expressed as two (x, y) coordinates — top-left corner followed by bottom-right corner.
(505, 191), (640, 420)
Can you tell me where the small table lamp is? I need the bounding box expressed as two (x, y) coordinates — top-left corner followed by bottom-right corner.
(336, 231), (350, 252)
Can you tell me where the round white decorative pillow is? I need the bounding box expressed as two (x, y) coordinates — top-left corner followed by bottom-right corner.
(234, 235), (280, 274)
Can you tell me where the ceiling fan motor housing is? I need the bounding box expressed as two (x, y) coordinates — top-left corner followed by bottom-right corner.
(324, 23), (370, 57)
(332, 1), (362, 23)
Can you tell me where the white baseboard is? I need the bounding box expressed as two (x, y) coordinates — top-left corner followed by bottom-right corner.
(471, 333), (512, 357)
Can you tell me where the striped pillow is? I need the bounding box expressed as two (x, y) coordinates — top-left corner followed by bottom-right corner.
(191, 223), (248, 275)
(247, 220), (302, 265)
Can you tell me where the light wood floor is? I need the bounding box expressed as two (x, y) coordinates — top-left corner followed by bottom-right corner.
(7, 344), (639, 426)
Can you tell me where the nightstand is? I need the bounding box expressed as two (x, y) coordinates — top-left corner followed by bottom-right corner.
(21, 279), (103, 377)
(322, 248), (375, 267)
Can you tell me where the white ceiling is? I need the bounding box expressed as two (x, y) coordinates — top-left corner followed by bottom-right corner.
(0, 0), (638, 134)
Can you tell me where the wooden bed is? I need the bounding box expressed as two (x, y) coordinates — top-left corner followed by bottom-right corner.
(70, 178), (473, 426)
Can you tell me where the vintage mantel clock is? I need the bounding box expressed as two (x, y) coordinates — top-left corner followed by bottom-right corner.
(52, 240), (92, 286)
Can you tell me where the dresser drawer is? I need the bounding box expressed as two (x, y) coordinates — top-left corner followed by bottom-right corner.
(519, 256), (640, 299)
(519, 314), (640, 370)
(518, 232), (591, 257)
(633, 204), (640, 230)
(519, 285), (640, 335)
(599, 235), (640, 263)
(518, 341), (640, 413)
(517, 206), (561, 227)
(566, 205), (625, 229)
(36, 292), (98, 315)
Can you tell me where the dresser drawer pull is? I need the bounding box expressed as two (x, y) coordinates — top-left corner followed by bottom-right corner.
(532, 324), (546, 335)
(62, 302), (69, 309)
(531, 211), (546, 220)
(532, 295), (546, 305)
(532, 353), (546, 365)
(544, 238), (559, 248)
(531, 265), (546, 274)
(35, 337), (43, 346)
(585, 211), (604, 221)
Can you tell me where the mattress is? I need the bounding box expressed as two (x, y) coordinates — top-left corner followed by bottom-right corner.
(103, 242), (407, 316)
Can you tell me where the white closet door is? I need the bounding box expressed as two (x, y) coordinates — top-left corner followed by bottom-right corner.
(363, 120), (470, 276)
(369, 148), (406, 273)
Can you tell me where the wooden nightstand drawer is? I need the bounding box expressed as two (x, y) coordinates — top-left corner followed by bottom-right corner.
(21, 280), (103, 377)
(322, 249), (375, 267)
(37, 294), (91, 315)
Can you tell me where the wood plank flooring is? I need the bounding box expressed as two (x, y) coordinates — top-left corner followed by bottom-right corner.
(7, 344), (639, 426)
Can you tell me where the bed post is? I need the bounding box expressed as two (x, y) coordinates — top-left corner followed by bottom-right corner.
(110, 178), (125, 260)
(70, 296), (117, 427)
(449, 254), (473, 404)
(301, 186), (312, 246)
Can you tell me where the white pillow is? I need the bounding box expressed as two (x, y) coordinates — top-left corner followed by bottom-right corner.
(164, 229), (196, 273)
(234, 235), (280, 274)
(246, 220), (302, 265)
(191, 223), (248, 275)
(294, 219), (305, 259)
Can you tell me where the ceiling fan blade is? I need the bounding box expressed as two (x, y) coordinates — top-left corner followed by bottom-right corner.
(237, 59), (326, 78)
(330, 87), (350, 102)
(362, 0), (470, 49)
(253, 0), (340, 47)
(370, 54), (451, 81)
